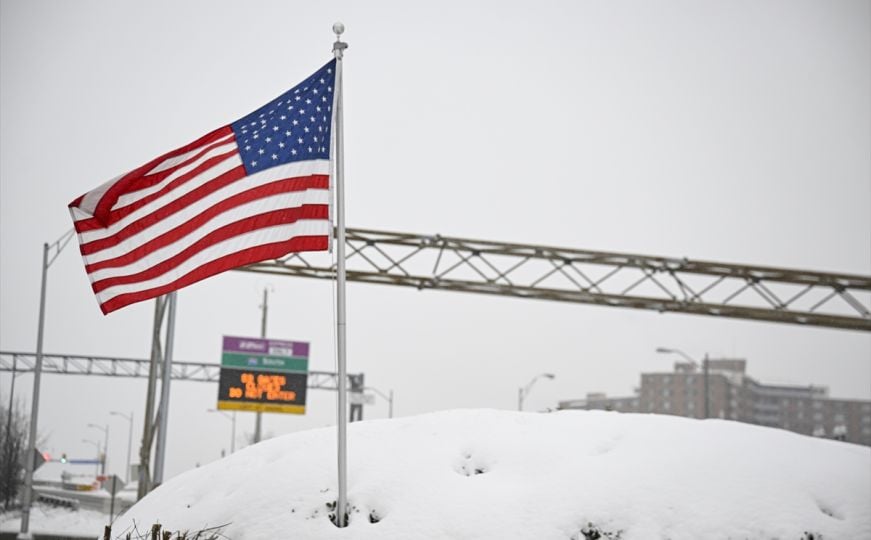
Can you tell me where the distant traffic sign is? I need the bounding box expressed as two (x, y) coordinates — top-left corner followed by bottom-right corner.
(104, 474), (125, 495)
(349, 393), (375, 406)
(31, 448), (46, 470)
(217, 336), (310, 414)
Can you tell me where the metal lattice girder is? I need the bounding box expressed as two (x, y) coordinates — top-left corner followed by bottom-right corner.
(0, 351), (360, 391)
(237, 228), (871, 332)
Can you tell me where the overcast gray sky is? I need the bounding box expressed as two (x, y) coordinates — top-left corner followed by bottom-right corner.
(1, 0), (869, 481)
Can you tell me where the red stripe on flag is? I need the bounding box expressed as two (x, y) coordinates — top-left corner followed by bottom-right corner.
(74, 149), (241, 233)
(91, 126), (234, 226)
(97, 133), (236, 202)
(90, 204), (330, 293)
(97, 235), (329, 314)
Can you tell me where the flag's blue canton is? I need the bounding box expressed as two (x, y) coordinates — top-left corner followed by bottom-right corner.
(231, 59), (336, 175)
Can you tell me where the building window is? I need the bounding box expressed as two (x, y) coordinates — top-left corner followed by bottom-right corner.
(663, 401), (671, 411)
(662, 388), (671, 397)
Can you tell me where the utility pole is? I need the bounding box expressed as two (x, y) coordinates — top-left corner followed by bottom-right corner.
(87, 423), (109, 476)
(255, 287), (268, 444)
(111, 411), (134, 483)
(703, 353), (710, 419)
(388, 389), (393, 419)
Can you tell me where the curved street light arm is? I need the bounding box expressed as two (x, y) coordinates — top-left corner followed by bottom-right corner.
(655, 347), (696, 366)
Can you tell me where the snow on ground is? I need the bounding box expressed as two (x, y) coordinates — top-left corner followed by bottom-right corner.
(107, 409), (871, 540)
(0, 483), (137, 538)
(0, 504), (108, 538)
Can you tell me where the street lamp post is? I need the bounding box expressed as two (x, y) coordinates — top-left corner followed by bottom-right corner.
(364, 387), (394, 418)
(82, 439), (101, 476)
(110, 411), (133, 483)
(19, 229), (75, 540)
(518, 373), (556, 411)
(87, 423), (109, 476)
(207, 409), (237, 454)
(655, 347), (710, 419)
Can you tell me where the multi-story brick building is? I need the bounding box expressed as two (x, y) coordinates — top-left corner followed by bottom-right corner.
(558, 359), (871, 446)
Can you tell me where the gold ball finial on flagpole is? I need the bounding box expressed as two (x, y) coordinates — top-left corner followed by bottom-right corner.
(332, 22), (347, 58)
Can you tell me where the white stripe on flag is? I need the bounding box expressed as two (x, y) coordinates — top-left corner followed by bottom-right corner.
(79, 173), (124, 216)
(147, 133), (235, 175)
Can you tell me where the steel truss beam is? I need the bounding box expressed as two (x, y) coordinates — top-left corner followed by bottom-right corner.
(0, 351), (364, 393)
(237, 228), (871, 332)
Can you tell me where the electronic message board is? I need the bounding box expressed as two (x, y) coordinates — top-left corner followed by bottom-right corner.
(217, 336), (310, 414)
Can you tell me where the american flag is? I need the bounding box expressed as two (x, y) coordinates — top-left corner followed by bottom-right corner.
(69, 60), (336, 314)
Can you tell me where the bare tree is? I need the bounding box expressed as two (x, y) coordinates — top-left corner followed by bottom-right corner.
(0, 395), (29, 509)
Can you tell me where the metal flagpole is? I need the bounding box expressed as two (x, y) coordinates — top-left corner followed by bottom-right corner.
(19, 230), (73, 540)
(332, 21), (349, 528)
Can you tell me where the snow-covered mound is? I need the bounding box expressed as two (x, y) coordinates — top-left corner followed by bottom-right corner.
(113, 410), (870, 539)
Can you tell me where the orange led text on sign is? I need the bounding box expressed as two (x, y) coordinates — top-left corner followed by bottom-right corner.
(227, 372), (297, 402)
